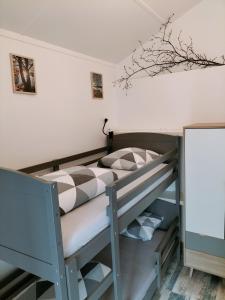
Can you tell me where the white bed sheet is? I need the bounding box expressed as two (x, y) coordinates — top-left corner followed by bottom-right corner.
(61, 164), (173, 258)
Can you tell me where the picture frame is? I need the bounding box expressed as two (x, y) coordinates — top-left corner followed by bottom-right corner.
(90, 72), (103, 99)
(10, 54), (37, 94)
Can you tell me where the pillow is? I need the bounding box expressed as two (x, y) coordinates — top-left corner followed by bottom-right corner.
(39, 261), (111, 300)
(121, 212), (163, 241)
(99, 147), (160, 171)
(78, 261), (111, 300)
(41, 166), (118, 216)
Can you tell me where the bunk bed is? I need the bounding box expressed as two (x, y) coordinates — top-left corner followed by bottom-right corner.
(0, 132), (180, 300)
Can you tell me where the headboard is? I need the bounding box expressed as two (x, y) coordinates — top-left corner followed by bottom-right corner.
(110, 132), (179, 154)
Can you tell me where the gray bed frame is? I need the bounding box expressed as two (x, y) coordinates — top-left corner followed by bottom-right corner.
(0, 132), (180, 300)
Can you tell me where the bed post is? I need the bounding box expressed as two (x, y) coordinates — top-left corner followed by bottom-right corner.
(155, 252), (161, 288)
(106, 186), (122, 300)
(54, 279), (69, 300)
(48, 183), (70, 300)
(65, 259), (80, 300)
(107, 131), (114, 154)
(175, 137), (181, 263)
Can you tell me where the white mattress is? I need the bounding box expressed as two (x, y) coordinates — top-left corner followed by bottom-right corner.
(61, 164), (173, 258)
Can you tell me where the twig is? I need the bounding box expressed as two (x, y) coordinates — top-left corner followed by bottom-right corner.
(114, 15), (225, 90)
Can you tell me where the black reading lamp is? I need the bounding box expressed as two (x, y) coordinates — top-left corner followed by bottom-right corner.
(102, 118), (113, 153)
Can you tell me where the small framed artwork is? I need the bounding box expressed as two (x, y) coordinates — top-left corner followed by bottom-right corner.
(90, 72), (103, 99)
(10, 54), (37, 94)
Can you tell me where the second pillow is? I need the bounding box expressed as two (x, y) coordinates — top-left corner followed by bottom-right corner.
(99, 147), (160, 171)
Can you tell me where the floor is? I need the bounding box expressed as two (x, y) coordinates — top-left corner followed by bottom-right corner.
(153, 260), (225, 300)
(37, 261), (225, 300)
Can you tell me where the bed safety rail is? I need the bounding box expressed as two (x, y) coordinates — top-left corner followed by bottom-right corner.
(117, 159), (177, 210)
(155, 217), (179, 287)
(107, 148), (177, 192)
(19, 147), (107, 174)
(106, 148), (178, 228)
(117, 171), (177, 232)
(105, 148), (178, 300)
(65, 154), (177, 272)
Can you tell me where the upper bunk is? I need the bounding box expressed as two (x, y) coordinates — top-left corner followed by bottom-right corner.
(0, 131), (180, 300)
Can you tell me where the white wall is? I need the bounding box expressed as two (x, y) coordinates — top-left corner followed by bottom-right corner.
(115, 0), (225, 132)
(0, 30), (116, 169)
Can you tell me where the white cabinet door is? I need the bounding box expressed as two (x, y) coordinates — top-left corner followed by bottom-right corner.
(185, 129), (225, 239)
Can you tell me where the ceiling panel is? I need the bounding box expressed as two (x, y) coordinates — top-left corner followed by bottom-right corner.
(0, 0), (52, 32)
(24, 0), (161, 62)
(0, 0), (203, 63)
(142, 0), (203, 20)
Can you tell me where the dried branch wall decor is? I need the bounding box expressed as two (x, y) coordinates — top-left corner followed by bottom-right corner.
(115, 15), (225, 90)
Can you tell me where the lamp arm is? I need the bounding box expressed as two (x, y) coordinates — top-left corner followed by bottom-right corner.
(102, 118), (108, 135)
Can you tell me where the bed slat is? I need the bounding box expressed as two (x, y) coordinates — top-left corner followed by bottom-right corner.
(116, 160), (177, 210)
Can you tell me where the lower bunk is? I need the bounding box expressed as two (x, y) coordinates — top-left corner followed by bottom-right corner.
(18, 201), (179, 300)
(0, 132), (180, 300)
(100, 233), (164, 300)
(25, 202), (179, 300)
(96, 202), (179, 300)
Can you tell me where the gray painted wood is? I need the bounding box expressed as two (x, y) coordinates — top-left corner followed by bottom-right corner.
(186, 231), (225, 258)
(117, 160), (177, 209)
(35, 261), (225, 300)
(105, 132), (180, 299)
(112, 132), (179, 154)
(65, 260), (80, 300)
(0, 168), (69, 299)
(0, 169), (55, 263)
(107, 187), (122, 300)
(0, 132), (180, 299)
(108, 149), (177, 192)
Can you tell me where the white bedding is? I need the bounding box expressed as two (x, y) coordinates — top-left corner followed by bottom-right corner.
(61, 164), (173, 258)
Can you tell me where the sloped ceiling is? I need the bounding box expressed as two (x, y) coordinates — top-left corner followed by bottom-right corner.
(0, 0), (202, 63)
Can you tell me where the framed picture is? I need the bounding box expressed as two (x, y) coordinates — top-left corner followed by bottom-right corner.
(90, 72), (103, 99)
(10, 54), (37, 94)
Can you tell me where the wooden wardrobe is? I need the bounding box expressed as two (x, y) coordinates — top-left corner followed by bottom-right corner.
(184, 123), (225, 278)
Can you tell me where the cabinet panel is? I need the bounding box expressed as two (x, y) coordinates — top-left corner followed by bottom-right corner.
(185, 129), (225, 239)
(185, 249), (225, 278)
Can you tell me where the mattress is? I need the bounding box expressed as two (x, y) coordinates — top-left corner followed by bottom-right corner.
(61, 164), (173, 258)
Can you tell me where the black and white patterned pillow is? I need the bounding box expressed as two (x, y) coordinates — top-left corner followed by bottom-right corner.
(66, 261), (110, 300)
(33, 261), (111, 300)
(99, 147), (160, 171)
(121, 212), (163, 241)
(41, 166), (118, 216)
